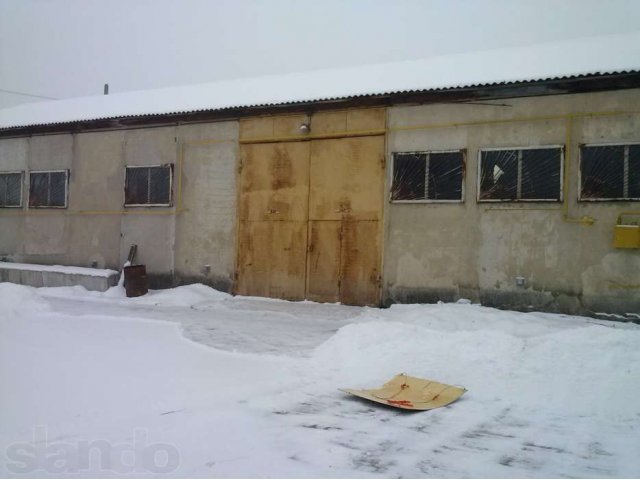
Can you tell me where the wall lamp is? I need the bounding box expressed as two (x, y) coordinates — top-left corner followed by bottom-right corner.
(299, 123), (311, 134)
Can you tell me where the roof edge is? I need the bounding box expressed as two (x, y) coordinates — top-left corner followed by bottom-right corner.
(2, 72), (640, 138)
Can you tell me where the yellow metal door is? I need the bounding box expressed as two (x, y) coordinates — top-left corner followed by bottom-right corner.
(308, 136), (384, 306)
(237, 142), (310, 300)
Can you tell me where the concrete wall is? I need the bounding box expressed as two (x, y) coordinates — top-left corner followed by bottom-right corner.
(0, 121), (238, 290)
(174, 122), (238, 291)
(384, 89), (640, 318)
(67, 130), (124, 269)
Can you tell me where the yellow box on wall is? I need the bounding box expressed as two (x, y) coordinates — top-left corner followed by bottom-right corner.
(613, 224), (640, 249)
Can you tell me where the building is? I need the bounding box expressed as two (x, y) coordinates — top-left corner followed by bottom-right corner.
(1, 33), (639, 318)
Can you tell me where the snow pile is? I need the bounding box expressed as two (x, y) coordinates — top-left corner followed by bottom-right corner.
(384, 302), (586, 336)
(129, 283), (232, 307)
(116, 260), (130, 287)
(0, 282), (50, 318)
(311, 320), (519, 387)
(310, 315), (639, 416)
(39, 282), (232, 306)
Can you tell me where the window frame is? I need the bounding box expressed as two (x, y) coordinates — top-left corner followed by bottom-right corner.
(578, 141), (640, 202)
(123, 164), (173, 208)
(28, 169), (69, 209)
(476, 145), (565, 203)
(389, 149), (466, 204)
(0, 171), (24, 208)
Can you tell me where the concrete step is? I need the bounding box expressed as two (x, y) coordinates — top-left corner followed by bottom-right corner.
(0, 262), (119, 292)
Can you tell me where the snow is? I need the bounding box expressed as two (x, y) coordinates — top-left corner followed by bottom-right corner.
(1, 31), (639, 130)
(1, 282), (639, 477)
(0, 261), (118, 278)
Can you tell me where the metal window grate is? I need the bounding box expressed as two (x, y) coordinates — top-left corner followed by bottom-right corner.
(391, 150), (464, 202)
(0, 172), (22, 207)
(29, 170), (68, 208)
(580, 144), (640, 201)
(125, 165), (172, 206)
(479, 147), (562, 202)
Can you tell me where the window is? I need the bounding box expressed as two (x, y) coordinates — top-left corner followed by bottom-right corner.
(391, 150), (464, 202)
(580, 143), (640, 201)
(29, 170), (68, 208)
(478, 146), (563, 202)
(124, 165), (172, 206)
(0, 172), (23, 207)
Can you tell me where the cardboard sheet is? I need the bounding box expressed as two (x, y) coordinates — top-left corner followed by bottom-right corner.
(341, 373), (466, 411)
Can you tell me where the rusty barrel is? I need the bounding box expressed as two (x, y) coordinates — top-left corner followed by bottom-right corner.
(123, 264), (148, 297)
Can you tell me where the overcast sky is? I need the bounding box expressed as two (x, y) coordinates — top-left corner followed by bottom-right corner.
(1, 0), (639, 109)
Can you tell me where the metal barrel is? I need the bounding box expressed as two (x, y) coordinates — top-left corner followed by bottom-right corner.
(123, 264), (148, 297)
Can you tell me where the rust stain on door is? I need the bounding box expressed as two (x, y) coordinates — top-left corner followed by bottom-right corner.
(306, 220), (342, 303)
(339, 219), (380, 306)
(309, 136), (384, 222)
(239, 142), (310, 222)
(237, 141), (310, 300)
(237, 221), (308, 301)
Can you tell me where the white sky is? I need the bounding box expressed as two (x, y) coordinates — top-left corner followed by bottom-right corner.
(1, 0), (639, 109)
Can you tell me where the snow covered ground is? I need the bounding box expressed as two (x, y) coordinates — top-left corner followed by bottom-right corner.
(1, 282), (639, 478)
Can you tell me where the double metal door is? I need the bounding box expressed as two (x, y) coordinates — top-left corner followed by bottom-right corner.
(236, 135), (384, 306)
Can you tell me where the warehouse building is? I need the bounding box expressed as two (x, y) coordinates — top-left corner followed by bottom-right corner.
(1, 33), (639, 317)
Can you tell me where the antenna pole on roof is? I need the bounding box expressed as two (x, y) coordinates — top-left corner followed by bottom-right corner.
(103, 83), (109, 95)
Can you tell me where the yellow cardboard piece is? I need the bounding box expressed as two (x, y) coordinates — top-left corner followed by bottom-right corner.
(341, 373), (466, 411)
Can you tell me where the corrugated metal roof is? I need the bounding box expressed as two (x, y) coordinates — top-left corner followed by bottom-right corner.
(1, 31), (639, 130)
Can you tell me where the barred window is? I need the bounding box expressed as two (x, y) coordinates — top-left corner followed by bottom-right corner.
(391, 150), (464, 202)
(479, 147), (563, 202)
(580, 144), (640, 201)
(125, 165), (172, 206)
(0, 172), (23, 207)
(29, 170), (68, 208)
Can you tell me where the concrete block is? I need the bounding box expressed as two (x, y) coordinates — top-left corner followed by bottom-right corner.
(0, 263), (118, 292)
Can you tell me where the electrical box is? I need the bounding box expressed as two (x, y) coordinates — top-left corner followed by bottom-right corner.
(613, 224), (640, 249)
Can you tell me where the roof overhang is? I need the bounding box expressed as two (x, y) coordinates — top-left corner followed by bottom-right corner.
(1, 71), (639, 139)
